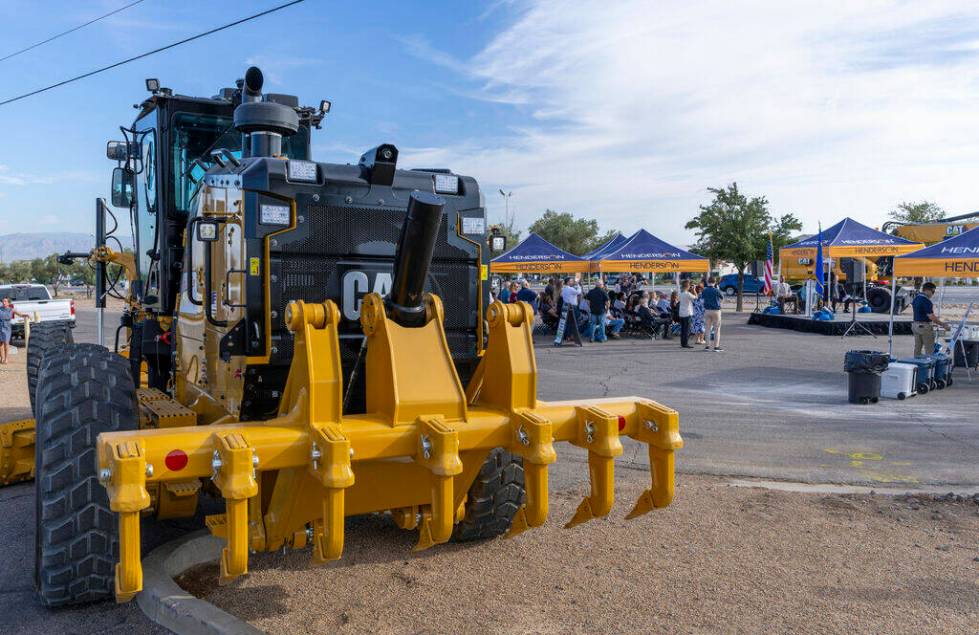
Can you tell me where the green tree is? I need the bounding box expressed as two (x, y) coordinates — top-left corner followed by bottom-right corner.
(527, 209), (616, 255)
(7, 260), (32, 284)
(69, 260), (97, 298)
(888, 201), (945, 224)
(686, 183), (801, 311)
(30, 255), (66, 296)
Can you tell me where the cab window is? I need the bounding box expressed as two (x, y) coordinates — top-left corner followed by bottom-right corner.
(171, 112), (310, 213)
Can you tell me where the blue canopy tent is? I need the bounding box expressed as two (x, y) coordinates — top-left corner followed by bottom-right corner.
(780, 217), (923, 261)
(489, 232), (589, 274)
(583, 232), (630, 261)
(593, 229), (708, 273)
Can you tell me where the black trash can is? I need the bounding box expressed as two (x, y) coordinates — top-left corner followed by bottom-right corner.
(953, 341), (979, 368)
(844, 350), (888, 405)
(847, 372), (881, 404)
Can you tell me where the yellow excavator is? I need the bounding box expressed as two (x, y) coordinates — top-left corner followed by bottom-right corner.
(884, 211), (979, 245)
(2, 67), (683, 607)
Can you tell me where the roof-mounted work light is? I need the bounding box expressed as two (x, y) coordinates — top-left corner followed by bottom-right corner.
(145, 78), (160, 93)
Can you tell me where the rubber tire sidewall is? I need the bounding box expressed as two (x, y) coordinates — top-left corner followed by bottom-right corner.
(26, 321), (74, 417)
(451, 448), (525, 542)
(34, 345), (136, 607)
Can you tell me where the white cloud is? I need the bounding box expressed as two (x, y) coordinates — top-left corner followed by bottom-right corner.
(0, 164), (53, 186)
(401, 1), (979, 243)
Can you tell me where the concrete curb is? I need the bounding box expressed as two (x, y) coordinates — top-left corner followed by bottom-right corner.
(727, 478), (979, 496)
(137, 530), (265, 635)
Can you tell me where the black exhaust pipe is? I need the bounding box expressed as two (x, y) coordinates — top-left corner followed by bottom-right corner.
(387, 191), (445, 327)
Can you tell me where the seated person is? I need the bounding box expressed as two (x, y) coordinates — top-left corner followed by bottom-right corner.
(655, 291), (671, 315)
(637, 296), (671, 339)
(605, 307), (624, 338)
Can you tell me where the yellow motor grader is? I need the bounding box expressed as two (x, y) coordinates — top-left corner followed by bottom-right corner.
(12, 67), (681, 607)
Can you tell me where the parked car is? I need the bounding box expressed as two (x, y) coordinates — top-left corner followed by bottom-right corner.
(0, 284), (75, 339)
(718, 273), (766, 296)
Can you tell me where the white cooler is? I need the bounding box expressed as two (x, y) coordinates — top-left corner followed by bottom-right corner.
(881, 362), (918, 400)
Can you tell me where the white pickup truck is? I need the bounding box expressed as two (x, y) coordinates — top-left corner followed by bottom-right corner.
(0, 284), (75, 338)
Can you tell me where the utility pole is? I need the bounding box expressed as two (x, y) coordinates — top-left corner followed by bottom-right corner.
(498, 189), (513, 227)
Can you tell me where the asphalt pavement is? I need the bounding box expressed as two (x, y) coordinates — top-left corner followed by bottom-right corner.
(2, 306), (977, 634)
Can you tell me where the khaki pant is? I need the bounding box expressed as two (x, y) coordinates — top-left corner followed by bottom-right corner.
(705, 309), (722, 349)
(912, 321), (935, 357)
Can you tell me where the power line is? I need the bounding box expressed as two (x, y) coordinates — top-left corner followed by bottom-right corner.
(0, 0), (306, 108)
(0, 0), (148, 64)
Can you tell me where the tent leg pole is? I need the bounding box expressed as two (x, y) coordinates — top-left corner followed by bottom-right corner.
(887, 274), (897, 358)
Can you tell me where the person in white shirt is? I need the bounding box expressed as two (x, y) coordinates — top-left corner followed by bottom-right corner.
(678, 279), (696, 348)
(554, 276), (583, 346)
(774, 276), (795, 312)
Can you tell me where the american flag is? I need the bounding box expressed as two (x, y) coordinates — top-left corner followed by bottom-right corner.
(762, 235), (774, 296)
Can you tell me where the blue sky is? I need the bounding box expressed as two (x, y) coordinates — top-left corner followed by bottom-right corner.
(1, 0), (979, 246)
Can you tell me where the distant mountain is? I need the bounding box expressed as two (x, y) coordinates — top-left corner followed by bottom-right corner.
(0, 232), (132, 263)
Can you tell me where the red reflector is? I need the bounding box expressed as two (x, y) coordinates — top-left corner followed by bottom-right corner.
(617, 415), (626, 431)
(164, 449), (188, 472)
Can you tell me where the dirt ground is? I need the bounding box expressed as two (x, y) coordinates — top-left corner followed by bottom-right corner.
(181, 472), (979, 635)
(0, 344), (31, 421)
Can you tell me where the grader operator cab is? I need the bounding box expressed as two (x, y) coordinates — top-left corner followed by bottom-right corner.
(11, 68), (682, 608)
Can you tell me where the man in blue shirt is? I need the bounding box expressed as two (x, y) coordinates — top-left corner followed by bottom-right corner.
(701, 278), (724, 352)
(911, 282), (949, 356)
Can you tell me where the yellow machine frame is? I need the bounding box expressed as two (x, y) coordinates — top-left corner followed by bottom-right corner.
(96, 295), (682, 602)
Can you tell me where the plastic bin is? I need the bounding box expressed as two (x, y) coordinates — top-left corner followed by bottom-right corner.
(847, 372), (881, 404)
(844, 350), (888, 404)
(931, 352), (952, 389)
(897, 357), (936, 394)
(881, 362), (917, 400)
(952, 340), (979, 368)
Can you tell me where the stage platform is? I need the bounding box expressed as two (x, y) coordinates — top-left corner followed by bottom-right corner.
(748, 311), (912, 336)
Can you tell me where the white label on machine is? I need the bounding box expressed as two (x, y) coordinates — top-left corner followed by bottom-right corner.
(260, 204), (290, 225)
(287, 160), (318, 182)
(462, 217), (485, 235)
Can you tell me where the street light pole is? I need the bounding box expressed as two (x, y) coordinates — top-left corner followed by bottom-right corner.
(498, 189), (512, 227)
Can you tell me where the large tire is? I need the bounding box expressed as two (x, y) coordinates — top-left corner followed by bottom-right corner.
(451, 448), (524, 542)
(27, 321), (74, 417)
(866, 287), (891, 314)
(34, 345), (137, 607)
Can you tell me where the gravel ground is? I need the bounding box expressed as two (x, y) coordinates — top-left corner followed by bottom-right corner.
(185, 471), (979, 635)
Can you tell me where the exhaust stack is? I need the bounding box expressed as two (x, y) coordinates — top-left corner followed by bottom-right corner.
(388, 191), (445, 327)
(233, 67), (298, 158)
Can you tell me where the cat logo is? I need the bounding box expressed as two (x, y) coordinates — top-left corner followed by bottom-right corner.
(341, 269), (392, 321)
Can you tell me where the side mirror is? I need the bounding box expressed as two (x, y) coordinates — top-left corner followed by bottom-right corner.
(110, 167), (134, 208)
(196, 219), (220, 242)
(106, 141), (128, 162)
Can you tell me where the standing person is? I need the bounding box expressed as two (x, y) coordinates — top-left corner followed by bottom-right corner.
(554, 276), (583, 347)
(0, 297), (29, 364)
(911, 282), (949, 357)
(678, 279), (696, 349)
(774, 275), (794, 313)
(516, 279), (538, 312)
(502, 281), (520, 304)
(692, 282), (706, 345)
(701, 278), (724, 352)
(585, 279), (610, 343)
